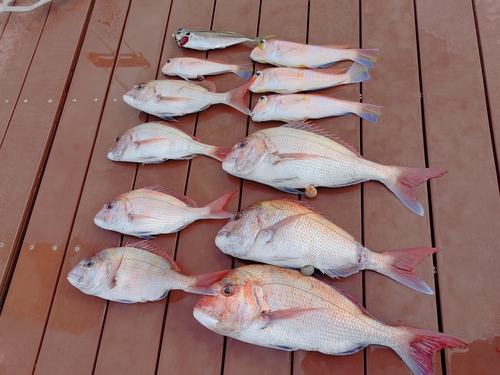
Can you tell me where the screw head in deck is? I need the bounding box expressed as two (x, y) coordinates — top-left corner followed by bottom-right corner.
(74, 246), (80, 252)
(52, 246), (57, 251)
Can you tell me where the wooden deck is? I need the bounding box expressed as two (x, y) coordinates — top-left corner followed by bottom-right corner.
(0, 0), (499, 374)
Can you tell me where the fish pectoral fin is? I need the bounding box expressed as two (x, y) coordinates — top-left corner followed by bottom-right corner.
(261, 213), (309, 243)
(156, 95), (193, 103)
(262, 307), (327, 327)
(321, 264), (364, 279)
(270, 152), (328, 165)
(133, 138), (168, 149)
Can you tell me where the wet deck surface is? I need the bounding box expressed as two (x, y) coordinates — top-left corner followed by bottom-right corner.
(0, 0), (499, 374)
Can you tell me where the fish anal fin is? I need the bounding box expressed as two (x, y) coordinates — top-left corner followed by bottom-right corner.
(309, 62), (337, 69)
(141, 185), (198, 207)
(321, 264), (364, 279)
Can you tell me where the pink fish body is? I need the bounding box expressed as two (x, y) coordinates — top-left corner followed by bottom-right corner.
(251, 93), (382, 123)
(67, 240), (230, 303)
(94, 186), (236, 238)
(162, 57), (253, 80)
(216, 199), (437, 294)
(123, 79), (253, 121)
(194, 264), (466, 375)
(250, 39), (378, 69)
(222, 121), (446, 215)
(107, 122), (231, 163)
(249, 63), (370, 94)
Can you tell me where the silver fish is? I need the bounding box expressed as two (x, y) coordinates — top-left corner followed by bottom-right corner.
(67, 240), (230, 303)
(194, 264), (466, 375)
(215, 199), (437, 294)
(173, 28), (273, 51)
(221, 121), (447, 215)
(107, 122), (231, 163)
(122, 78), (254, 121)
(94, 186), (236, 238)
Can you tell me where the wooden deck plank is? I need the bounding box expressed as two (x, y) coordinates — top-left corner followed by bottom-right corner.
(474, 0), (500, 173)
(0, 1), (131, 374)
(415, 0), (500, 374)
(362, 1), (443, 374)
(293, 0), (364, 373)
(0, 0), (94, 300)
(31, 1), (174, 374)
(156, 0), (260, 374)
(0, 0), (51, 145)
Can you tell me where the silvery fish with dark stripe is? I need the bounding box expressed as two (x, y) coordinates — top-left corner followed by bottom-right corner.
(173, 28), (273, 51)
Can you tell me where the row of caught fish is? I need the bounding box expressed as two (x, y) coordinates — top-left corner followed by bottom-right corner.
(107, 121), (445, 215)
(67, 243), (465, 375)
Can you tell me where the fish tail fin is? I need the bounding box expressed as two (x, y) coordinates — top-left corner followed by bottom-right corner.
(393, 327), (466, 375)
(233, 63), (254, 80)
(367, 247), (438, 294)
(205, 145), (233, 162)
(345, 63), (371, 84)
(204, 190), (237, 219)
(353, 48), (378, 68)
(355, 102), (383, 123)
(185, 269), (232, 295)
(222, 77), (255, 115)
(384, 166), (447, 215)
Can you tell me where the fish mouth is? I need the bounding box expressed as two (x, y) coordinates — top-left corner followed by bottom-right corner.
(67, 271), (84, 287)
(193, 304), (220, 330)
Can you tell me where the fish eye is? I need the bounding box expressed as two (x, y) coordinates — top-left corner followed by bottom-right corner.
(232, 211), (244, 221)
(259, 96), (266, 102)
(237, 141), (247, 148)
(84, 259), (95, 268)
(185, 32), (191, 36)
(167, 59), (172, 63)
(136, 83), (144, 90)
(105, 202), (115, 210)
(255, 72), (261, 77)
(221, 286), (234, 297)
(114, 134), (122, 142)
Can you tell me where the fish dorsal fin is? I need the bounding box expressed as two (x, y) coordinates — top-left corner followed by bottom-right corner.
(142, 185), (199, 207)
(281, 199), (331, 221)
(324, 43), (351, 49)
(281, 121), (363, 158)
(152, 121), (201, 142)
(127, 240), (181, 272)
(192, 79), (217, 93)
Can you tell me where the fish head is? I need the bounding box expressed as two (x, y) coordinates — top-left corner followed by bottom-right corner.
(193, 269), (269, 335)
(161, 58), (180, 75)
(107, 128), (137, 161)
(215, 207), (262, 256)
(123, 82), (157, 109)
(251, 95), (279, 122)
(250, 39), (276, 62)
(67, 251), (112, 294)
(173, 28), (191, 47)
(222, 132), (271, 177)
(249, 70), (274, 93)
(93, 194), (131, 232)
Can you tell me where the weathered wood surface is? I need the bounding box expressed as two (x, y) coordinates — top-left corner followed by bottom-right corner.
(0, 0), (498, 374)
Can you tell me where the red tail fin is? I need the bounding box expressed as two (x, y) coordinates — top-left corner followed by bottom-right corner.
(206, 145), (232, 162)
(204, 190), (237, 219)
(385, 166), (447, 215)
(223, 76), (256, 115)
(394, 326), (466, 375)
(368, 247), (438, 294)
(184, 269), (232, 295)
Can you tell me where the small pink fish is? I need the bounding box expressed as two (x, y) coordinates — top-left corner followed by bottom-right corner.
(67, 240), (230, 303)
(250, 39), (378, 68)
(250, 63), (370, 94)
(194, 264), (466, 375)
(162, 57), (253, 80)
(94, 186), (236, 238)
(251, 93), (383, 123)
